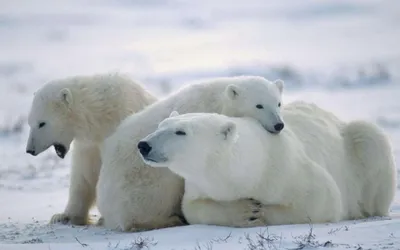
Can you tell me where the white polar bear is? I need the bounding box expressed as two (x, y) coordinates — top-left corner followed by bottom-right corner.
(96, 76), (285, 231)
(139, 104), (396, 227)
(25, 73), (157, 225)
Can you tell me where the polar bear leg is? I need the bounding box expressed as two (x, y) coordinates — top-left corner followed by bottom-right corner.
(50, 142), (101, 225)
(260, 160), (342, 225)
(182, 198), (267, 227)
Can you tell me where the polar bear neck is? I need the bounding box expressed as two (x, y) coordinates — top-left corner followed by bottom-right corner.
(218, 118), (272, 192)
(182, 117), (270, 198)
(196, 117), (300, 200)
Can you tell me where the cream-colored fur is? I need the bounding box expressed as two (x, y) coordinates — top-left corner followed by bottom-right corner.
(26, 73), (157, 225)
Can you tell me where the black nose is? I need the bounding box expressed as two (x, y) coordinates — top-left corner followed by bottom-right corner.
(138, 141), (152, 157)
(26, 149), (35, 155)
(274, 123), (284, 132)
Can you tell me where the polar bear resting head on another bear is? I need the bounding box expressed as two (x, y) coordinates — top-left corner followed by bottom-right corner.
(222, 78), (284, 133)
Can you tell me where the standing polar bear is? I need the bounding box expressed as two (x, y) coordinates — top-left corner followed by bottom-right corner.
(26, 73), (157, 225)
(96, 75), (285, 231)
(140, 103), (396, 227)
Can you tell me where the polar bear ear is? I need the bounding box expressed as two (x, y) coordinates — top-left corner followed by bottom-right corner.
(220, 121), (236, 141)
(274, 79), (284, 94)
(225, 84), (240, 100)
(169, 110), (180, 118)
(59, 88), (73, 106)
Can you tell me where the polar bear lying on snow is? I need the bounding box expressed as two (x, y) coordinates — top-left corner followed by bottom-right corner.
(25, 73), (157, 225)
(139, 103), (396, 227)
(96, 76), (285, 231)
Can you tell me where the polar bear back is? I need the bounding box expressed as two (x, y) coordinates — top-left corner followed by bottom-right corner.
(281, 101), (380, 218)
(282, 101), (346, 170)
(102, 79), (231, 157)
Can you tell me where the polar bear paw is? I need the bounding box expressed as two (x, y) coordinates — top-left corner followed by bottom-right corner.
(229, 198), (267, 227)
(49, 213), (88, 225)
(96, 216), (105, 226)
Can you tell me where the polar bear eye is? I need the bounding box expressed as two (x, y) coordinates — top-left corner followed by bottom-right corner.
(175, 130), (186, 136)
(38, 122), (46, 128)
(278, 102), (281, 107)
(256, 104), (264, 109)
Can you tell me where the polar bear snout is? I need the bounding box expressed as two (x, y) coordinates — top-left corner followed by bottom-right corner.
(138, 136), (169, 167)
(274, 122), (284, 132)
(26, 134), (41, 156)
(138, 141), (152, 157)
(263, 121), (285, 134)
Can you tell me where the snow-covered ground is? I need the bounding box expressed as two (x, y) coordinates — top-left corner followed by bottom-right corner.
(1, 0), (400, 249)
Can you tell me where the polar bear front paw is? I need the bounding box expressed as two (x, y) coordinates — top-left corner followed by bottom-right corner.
(96, 216), (105, 226)
(231, 198), (266, 227)
(49, 213), (87, 225)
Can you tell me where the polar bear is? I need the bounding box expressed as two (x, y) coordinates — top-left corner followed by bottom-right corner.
(139, 104), (396, 227)
(25, 73), (157, 225)
(96, 76), (285, 231)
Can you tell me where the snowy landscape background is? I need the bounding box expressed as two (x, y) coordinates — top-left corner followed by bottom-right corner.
(1, 0), (400, 249)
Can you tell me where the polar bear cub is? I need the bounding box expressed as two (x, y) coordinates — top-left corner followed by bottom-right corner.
(26, 73), (157, 225)
(222, 78), (284, 133)
(96, 76), (285, 231)
(139, 107), (396, 227)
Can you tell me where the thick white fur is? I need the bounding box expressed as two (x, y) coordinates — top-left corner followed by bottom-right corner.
(96, 76), (284, 231)
(141, 101), (396, 227)
(26, 73), (157, 225)
(283, 101), (396, 221)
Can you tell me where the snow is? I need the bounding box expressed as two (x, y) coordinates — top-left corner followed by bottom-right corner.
(1, 0), (400, 249)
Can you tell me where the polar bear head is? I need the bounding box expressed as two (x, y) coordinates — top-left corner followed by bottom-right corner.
(26, 82), (75, 159)
(222, 76), (284, 134)
(138, 111), (237, 178)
